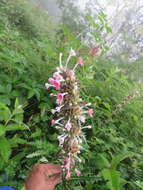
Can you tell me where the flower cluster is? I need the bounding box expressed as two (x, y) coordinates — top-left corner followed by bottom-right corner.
(45, 49), (93, 180)
(112, 90), (140, 115)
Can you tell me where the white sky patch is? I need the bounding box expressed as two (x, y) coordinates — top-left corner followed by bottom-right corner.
(77, 0), (87, 10)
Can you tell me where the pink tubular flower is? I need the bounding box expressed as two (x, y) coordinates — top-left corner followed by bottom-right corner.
(75, 169), (81, 177)
(64, 161), (70, 170)
(77, 57), (84, 66)
(53, 72), (64, 81)
(58, 134), (67, 147)
(48, 78), (61, 90)
(87, 109), (94, 117)
(51, 105), (64, 114)
(65, 120), (72, 131)
(51, 120), (55, 125)
(51, 117), (64, 126)
(45, 83), (51, 89)
(79, 116), (86, 123)
(56, 93), (67, 105)
(63, 157), (71, 171)
(66, 70), (75, 78)
(69, 49), (76, 57)
(90, 47), (99, 57)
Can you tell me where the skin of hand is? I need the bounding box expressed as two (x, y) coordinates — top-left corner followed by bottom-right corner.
(25, 164), (61, 190)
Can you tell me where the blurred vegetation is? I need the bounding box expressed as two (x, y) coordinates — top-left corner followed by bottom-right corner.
(0, 0), (143, 190)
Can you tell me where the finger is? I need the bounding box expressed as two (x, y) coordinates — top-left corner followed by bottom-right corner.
(46, 173), (61, 186)
(43, 164), (61, 175)
(31, 164), (61, 177)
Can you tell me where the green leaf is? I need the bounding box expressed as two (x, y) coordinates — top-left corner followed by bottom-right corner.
(102, 168), (121, 190)
(28, 90), (35, 99)
(105, 24), (112, 33)
(9, 137), (28, 146)
(15, 98), (20, 108)
(103, 102), (111, 110)
(0, 124), (6, 136)
(0, 137), (11, 161)
(20, 187), (25, 190)
(6, 84), (12, 93)
(30, 128), (41, 138)
(0, 96), (11, 105)
(14, 113), (23, 122)
(26, 150), (46, 158)
(95, 154), (110, 169)
(6, 123), (29, 131)
(135, 181), (143, 189)
(111, 152), (134, 170)
(0, 103), (11, 121)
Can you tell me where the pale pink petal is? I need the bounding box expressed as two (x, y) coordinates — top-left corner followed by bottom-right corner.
(66, 171), (71, 179)
(69, 49), (76, 57)
(79, 116), (85, 123)
(75, 169), (81, 177)
(48, 78), (61, 90)
(45, 83), (51, 89)
(53, 80), (61, 90)
(56, 105), (64, 112)
(67, 70), (75, 78)
(51, 105), (64, 114)
(77, 57), (84, 66)
(64, 157), (70, 163)
(56, 93), (67, 105)
(58, 134), (67, 146)
(87, 109), (94, 117)
(56, 93), (64, 105)
(51, 120), (55, 125)
(84, 103), (92, 107)
(53, 72), (64, 81)
(65, 121), (72, 131)
(90, 47), (99, 57)
(48, 77), (54, 84)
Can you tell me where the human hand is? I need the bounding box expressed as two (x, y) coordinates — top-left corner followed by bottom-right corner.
(25, 164), (61, 190)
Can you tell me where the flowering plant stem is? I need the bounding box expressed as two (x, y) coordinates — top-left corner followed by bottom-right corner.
(45, 49), (93, 181)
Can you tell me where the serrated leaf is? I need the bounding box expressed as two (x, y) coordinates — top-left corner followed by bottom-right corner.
(26, 151), (46, 158)
(39, 156), (49, 163)
(30, 128), (41, 138)
(10, 137), (28, 145)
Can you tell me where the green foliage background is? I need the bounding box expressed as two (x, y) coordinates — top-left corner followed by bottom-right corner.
(0, 0), (143, 189)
